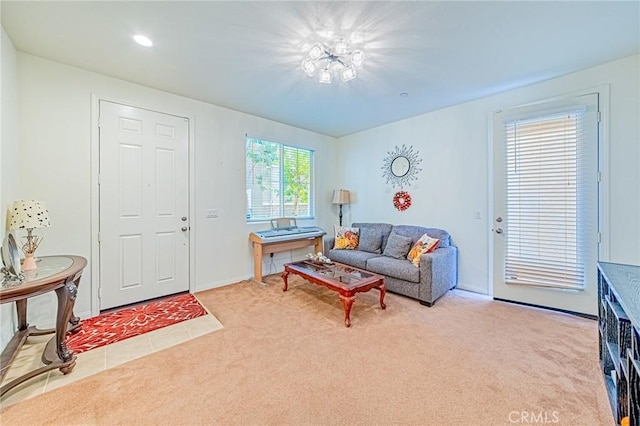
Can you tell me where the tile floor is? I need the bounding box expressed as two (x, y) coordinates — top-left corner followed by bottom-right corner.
(0, 312), (223, 408)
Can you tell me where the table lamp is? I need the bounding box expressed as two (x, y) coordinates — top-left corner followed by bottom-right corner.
(332, 189), (350, 226)
(9, 200), (52, 271)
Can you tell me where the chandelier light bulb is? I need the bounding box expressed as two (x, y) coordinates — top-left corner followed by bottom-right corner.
(301, 59), (317, 76)
(351, 50), (365, 67)
(318, 69), (332, 84)
(334, 40), (348, 55)
(341, 66), (357, 82)
(309, 43), (325, 60)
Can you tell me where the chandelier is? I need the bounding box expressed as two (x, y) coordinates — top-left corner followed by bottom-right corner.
(301, 38), (365, 84)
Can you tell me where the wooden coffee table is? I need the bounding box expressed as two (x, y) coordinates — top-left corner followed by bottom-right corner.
(282, 261), (386, 327)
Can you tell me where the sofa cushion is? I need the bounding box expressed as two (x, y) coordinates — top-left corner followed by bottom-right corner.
(382, 232), (413, 259)
(358, 227), (383, 253)
(407, 233), (440, 267)
(352, 223), (393, 251)
(391, 225), (451, 248)
(333, 225), (359, 250)
(366, 256), (420, 283)
(327, 249), (380, 270)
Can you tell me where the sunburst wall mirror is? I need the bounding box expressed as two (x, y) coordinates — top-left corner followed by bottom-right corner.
(381, 144), (422, 189)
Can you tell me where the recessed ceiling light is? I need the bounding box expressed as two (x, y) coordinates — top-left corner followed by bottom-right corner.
(399, 92), (409, 98)
(133, 35), (153, 47)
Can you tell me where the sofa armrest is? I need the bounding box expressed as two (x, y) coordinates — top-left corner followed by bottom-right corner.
(323, 237), (335, 255)
(418, 246), (458, 304)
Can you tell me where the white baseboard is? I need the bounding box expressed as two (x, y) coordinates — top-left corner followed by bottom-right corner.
(195, 274), (254, 293)
(76, 309), (93, 320)
(456, 283), (489, 295)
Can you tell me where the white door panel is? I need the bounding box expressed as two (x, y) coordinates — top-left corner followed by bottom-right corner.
(99, 101), (189, 310)
(492, 93), (599, 316)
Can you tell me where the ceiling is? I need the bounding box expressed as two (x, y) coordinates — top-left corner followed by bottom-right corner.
(2, 1), (639, 138)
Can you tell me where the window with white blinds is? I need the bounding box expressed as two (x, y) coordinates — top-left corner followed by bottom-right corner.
(503, 107), (594, 290)
(245, 137), (314, 222)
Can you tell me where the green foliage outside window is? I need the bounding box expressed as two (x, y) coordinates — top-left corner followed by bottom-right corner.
(283, 147), (310, 216)
(246, 137), (314, 221)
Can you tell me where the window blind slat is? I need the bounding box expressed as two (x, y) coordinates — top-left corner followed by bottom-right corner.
(503, 109), (588, 290)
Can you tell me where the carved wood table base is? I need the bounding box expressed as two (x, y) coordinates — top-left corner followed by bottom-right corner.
(0, 256), (87, 397)
(282, 261), (386, 327)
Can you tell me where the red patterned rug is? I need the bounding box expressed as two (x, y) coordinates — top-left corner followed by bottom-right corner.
(66, 293), (207, 355)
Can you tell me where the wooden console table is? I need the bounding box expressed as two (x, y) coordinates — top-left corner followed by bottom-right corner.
(249, 233), (323, 283)
(0, 255), (87, 396)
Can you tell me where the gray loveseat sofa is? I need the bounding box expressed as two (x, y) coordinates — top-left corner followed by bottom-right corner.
(323, 223), (458, 307)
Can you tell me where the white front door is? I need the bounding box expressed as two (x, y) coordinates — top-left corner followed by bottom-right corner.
(99, 101), (190, 310)
(492, 93), (600, 316)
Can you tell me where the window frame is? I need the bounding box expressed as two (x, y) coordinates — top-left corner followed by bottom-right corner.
(245, 136), (315, 223)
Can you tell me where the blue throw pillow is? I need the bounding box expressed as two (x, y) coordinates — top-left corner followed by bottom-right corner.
(382, 232), (413, 259)
(358, 228), (383, 253)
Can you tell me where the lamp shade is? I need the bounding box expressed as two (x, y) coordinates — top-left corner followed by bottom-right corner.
(332, 190), (351, 205)
(9, 200), (51, 230)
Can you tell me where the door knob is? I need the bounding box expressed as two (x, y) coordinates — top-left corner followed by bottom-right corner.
(495, 228), (503, 234)
(496, 217), (503, 222)
(181, 217), (187, 222)
(181, 226), (188, 232)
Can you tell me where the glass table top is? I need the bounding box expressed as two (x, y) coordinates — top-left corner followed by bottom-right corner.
(1, 256), (74, 289)
(291, 261), (378, 285)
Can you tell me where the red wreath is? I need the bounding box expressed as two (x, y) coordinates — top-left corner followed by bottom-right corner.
(393, 191), (412, 211)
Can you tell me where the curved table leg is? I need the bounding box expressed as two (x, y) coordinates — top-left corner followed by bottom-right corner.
(379, 283), (387, 310)
(282, 271), (290, 292)
(51, 280), (78, 373)
(67, 276), (83, 334)
(339, 295), (356, 328)
(15, 299), (28, 331)
(4, 281), (79, 397)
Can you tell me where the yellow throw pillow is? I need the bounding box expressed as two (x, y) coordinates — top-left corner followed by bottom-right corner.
(333, 225), (359, 250)
(407, 233), (440, 267)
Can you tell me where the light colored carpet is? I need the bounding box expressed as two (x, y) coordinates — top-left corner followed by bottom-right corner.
(0, 274), (611, 425)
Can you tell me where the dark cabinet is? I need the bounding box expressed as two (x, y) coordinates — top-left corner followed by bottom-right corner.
(598, 262), (640, 425)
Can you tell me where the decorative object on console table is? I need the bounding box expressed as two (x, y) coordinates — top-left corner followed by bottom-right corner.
(1, 233), (22, 280)
(9, 200), (52, 271)
(597, 262), (640, 425)
(332, 189), (350, 226)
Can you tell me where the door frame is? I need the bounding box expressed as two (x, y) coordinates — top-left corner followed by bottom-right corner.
(487, 84), (611, 298)
(89, 94), (196, 317)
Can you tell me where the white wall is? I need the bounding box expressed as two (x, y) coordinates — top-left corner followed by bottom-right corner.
(0, 28), (20, 349)
(0, 28), (20, 350)
(338, 55), (640, 294)
(16, 53), (338, 323)
(5, 46), (638, 352)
